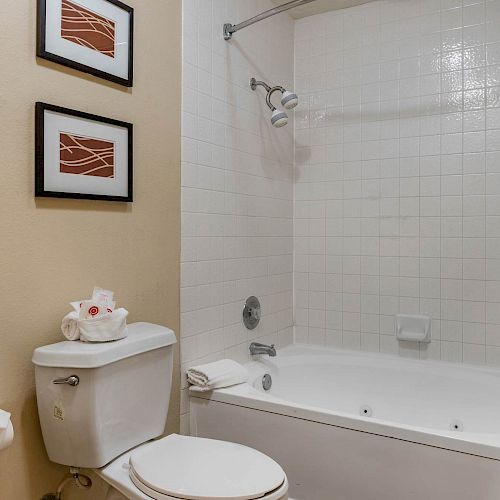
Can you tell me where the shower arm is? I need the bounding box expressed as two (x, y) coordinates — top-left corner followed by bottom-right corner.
(224, 0), (317, 40)
(250, 78), (285, 111)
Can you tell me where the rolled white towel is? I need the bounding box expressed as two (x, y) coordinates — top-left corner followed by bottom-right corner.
(61, 311), (80, 341)
(78, 308), (129, 343)
(0, 409), (13, 451)
(0, 410), (10, 430)
(187, 359), (248, 392)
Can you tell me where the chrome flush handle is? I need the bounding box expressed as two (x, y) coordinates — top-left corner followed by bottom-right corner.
(52, 375), (80, 387)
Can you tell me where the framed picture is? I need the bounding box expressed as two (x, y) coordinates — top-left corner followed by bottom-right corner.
(35, 102), (133, 202)
(37, 0), (134, 87)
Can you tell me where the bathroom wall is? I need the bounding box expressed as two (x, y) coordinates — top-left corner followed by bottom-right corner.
(294, 0), (500, 364)
(0, 0), (181, 498)
(180, 0), (295, 432)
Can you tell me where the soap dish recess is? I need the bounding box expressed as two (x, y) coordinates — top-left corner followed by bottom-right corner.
(395, 314), (431, 343)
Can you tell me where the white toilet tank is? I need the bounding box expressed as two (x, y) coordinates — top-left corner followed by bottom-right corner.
(32, 323), (176, 469)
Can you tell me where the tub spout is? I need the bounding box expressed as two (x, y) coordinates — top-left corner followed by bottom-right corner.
(249, 342), (276, 357)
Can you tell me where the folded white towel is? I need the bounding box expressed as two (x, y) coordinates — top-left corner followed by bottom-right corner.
(61, 311), (80, 341)
(187, 359), (248, 392)
(78, 308), (129, 343)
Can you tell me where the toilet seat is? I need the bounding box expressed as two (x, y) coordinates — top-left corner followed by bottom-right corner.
(128, 468), (289, 500)
(128, 434), (287, 500)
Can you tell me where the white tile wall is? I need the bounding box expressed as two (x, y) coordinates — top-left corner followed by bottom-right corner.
(182, 0), (500, 433)
(181, 0), (295, 433)
(294, 0), (500, 365)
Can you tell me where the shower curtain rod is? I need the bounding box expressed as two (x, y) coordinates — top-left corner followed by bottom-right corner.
(223, 0), (317, 40)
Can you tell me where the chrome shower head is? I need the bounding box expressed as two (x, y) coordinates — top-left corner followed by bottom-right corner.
(271, 109), (289, 128)
(250, 78), (298, 128)
(281, 91), (298, 109)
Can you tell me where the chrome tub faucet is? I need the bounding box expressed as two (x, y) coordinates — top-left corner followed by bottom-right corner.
(249, 342), (276, 357)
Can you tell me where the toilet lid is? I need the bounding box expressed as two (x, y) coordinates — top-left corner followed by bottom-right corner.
(129, 434), (286, 500)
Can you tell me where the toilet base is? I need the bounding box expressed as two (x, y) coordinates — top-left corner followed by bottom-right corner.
(105, 489), (128, 500)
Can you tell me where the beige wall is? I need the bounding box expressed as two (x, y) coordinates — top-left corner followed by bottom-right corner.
(0, 0), (181, 498)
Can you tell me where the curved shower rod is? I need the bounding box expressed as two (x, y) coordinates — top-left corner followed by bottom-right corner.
(224, 0), (318, 40)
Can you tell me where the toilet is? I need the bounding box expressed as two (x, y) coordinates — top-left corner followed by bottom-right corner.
(32, 323), (288, 500)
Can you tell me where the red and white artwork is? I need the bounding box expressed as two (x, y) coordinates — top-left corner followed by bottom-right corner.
(61, 0), (116, 58)
(60, 132), (115, 178)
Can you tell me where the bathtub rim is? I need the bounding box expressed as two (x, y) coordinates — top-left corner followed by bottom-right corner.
(189, 344), (500, 462)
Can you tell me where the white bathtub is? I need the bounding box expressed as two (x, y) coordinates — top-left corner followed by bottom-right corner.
(190, 345), (500, 500)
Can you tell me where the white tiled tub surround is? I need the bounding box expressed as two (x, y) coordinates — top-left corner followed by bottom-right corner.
(294, 0), (500, 363)
(180, 0), (295, 433)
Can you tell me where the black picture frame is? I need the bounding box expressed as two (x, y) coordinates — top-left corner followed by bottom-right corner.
(37, 0), (134, 87)
(35, 102), (133, 202)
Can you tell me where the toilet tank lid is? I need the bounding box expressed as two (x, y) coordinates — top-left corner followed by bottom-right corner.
(32, 323), (176, 368)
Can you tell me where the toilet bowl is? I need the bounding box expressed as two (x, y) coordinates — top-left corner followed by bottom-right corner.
(99, 434), (288, 500)
(32, 323), (288, 500)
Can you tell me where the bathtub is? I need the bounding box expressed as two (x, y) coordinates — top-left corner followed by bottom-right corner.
(190, 345), (500, 500)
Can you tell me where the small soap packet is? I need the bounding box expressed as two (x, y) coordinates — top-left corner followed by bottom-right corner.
(71, 299), (116, 315)
(92, 286), (115, 305)
(74, 287), (116, 320)
(79, 299), (112, 321)
(70, 300), (85, 313)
